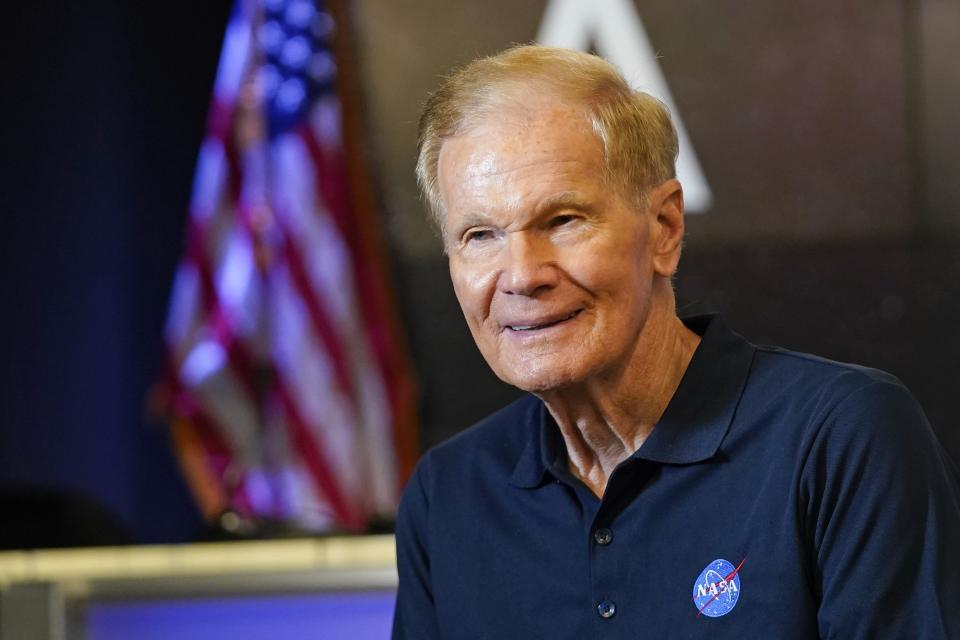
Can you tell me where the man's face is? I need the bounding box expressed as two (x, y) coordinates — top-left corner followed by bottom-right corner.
(438, 103), (668, 392)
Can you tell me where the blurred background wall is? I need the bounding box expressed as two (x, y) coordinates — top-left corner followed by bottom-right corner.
(1, 0), (958, 544)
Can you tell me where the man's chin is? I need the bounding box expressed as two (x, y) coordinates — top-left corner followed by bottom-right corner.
(494, 363), (587, 395)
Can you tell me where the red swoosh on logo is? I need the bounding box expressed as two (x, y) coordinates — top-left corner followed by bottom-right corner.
(695, 556), (747, 618)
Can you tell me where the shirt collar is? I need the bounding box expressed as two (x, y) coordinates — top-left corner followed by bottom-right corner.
(509, 401), (556, 488)
(509, 314), (756, 488)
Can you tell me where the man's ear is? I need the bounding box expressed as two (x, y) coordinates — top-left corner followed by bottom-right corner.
(648, 179), (685, 278)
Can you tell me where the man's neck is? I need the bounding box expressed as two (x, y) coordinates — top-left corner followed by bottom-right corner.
(539, 300), (700, 498)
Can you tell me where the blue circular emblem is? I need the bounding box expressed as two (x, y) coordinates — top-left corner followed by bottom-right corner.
(692, 558), (743, 618)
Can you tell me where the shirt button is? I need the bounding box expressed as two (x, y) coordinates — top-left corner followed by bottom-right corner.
(593, 527), (613, 545)
(597, 599), (616, 619)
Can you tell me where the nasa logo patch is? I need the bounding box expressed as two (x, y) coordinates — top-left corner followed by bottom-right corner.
(692, 557), (745, 618)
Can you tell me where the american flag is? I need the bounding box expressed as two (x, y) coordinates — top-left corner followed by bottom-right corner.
(161, 0), (416, 532)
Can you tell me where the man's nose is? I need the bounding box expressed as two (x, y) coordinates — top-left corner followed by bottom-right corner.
(499, 232), (558, 296)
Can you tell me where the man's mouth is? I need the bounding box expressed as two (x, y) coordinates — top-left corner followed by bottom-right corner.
(505, 309), (582, 332)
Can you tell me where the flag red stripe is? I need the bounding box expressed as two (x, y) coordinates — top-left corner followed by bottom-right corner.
(298, 128), (390, 392)
(163, 352), (250, 513)
(168, 306), (360, 524)
(183, 227), (358, 525)
(278, 225), (358, 405)
(184, 218), (261, 399)
(299, 125), (418, 484)
(174, 229), (359, 525)
(274, 379), (362, 529)
(297, 126), (357, 250)
(205, 96), (244, 204)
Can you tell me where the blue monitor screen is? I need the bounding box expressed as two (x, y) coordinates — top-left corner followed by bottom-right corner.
(84, 590), (396, 640)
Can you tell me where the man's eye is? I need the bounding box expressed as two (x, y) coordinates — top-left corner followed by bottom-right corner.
(550, 214), (577, 227)
(465, 229), (495, 243)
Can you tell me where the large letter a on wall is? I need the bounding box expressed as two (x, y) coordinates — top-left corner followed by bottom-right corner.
(537, 0), (713, 213)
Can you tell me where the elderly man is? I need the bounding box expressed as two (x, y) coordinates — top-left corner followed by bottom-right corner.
(392, 45), (960, 638)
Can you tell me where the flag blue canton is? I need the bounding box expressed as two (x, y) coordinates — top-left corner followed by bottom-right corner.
(259, 0), (337, 137)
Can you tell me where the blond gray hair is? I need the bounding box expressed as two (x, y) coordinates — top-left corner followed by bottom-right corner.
(416, 45), (679, 230)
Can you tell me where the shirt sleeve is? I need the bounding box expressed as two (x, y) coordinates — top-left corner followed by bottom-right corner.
(392, 454), (442, 639)
(801, 380), (960, 638)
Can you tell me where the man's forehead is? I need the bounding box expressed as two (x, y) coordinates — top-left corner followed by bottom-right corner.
(439, 104), (599, 173)
(437, 124), (603, 213)
(460, 98), (593, 138)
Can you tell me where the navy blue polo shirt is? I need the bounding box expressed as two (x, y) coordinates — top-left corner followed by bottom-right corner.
(393, 315), (960, 639)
